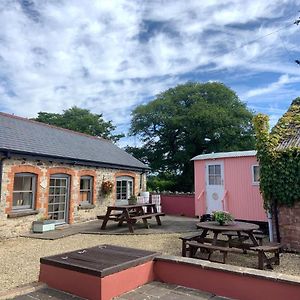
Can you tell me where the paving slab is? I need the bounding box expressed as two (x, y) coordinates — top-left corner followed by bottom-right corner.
(11, 287), (84, 299)
(11, 282), (232, 300)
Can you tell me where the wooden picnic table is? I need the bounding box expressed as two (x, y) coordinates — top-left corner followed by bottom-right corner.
(196, 221), (260, 248)
(183, 221), (282, 269)
(98, 203), (165, 233)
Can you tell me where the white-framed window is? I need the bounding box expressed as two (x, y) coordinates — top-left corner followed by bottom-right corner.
(116, 176), (133, 200)
(208, 164), (222, 185)
(80, 176), (93, 203)
(13, 173), (36, 210)
(252, 165), (260, 184)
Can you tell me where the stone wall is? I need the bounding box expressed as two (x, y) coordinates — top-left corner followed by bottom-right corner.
(278, 202), (300, 252)
(0, 157), (145, 239)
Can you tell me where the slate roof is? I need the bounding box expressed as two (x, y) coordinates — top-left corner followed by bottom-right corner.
(273, 98), (300, 151)
(0, 112), (148, 170)
(276, 127), (300, 150)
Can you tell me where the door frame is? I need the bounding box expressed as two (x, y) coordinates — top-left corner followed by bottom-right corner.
(115, 176), (134, 205)
(205, 160), (225, 214)
(48, 174), (70, 225)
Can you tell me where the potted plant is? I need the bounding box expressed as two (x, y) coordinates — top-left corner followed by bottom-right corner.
(128, 195), (137, 205)
(32, 216), (55, 233)
(212, 211), (234, 226)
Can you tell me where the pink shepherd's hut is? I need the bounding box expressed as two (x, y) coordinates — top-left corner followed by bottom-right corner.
(192, 150), (267, 223)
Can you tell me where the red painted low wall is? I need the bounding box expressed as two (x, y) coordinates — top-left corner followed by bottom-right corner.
(39, 261), (155, 300)
(154, 257), (300, 300)
(159, 194), (195, 217)
(39, 253), (300, 300)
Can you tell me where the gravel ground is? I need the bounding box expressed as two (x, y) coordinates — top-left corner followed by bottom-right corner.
(0, 233), (299, 293)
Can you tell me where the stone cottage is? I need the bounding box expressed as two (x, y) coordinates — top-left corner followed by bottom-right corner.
(0, 112), (148, 238)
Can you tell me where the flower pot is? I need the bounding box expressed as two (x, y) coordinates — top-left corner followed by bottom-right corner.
(128, 195), (137, 205)
(128, 199), (137, 205)
(32, 220), (55, 233)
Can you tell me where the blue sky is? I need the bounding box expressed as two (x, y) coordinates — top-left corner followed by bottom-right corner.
(0, 0), (299, 147)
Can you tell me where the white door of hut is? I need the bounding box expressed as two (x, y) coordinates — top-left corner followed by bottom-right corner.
(205, 161), (224, 214)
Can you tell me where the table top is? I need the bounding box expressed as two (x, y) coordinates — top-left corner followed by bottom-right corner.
(108, 203), (155, 209)
(196, 221), (259, 232)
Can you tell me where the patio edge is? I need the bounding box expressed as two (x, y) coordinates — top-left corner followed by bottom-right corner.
(154, 255), (300, 300)
(154, 255), (300, 286)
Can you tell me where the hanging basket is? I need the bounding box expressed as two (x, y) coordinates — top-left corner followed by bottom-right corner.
(102, 180), (114, 195)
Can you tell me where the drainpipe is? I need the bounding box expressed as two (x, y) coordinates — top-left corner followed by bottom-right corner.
(0, 156), (7, 200)
(267, 211), (273, 242)
(274, 199), (281, 243)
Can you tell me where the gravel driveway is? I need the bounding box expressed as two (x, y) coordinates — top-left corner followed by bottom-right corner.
(0, 233), (299, 294)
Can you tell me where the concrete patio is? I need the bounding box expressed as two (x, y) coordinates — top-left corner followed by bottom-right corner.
(21, 216), (198, 240)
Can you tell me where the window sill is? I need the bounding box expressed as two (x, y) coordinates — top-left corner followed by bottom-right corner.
(7, 210), (39, 218)
(78, 203), (95, 210)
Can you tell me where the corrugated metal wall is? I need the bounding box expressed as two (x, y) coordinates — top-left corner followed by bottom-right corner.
(224, 156), (266, 221)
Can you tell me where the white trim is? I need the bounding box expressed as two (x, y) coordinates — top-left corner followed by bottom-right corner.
(252, 165), (260, 185)
(192, 150), (256, 161)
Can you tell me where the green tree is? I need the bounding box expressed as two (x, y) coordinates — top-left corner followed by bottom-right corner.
(128, 82), (255, 191)
(33, 106), (123, 142)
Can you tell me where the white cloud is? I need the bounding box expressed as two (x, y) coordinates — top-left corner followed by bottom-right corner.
(0, 0), (299, 147)
(244, 74), (300, 98)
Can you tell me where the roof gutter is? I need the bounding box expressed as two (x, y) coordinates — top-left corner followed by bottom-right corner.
(0, 149), (150, 172)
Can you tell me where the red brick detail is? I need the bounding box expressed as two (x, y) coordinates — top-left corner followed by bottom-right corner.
(278, 202), (300, 252)
(5, 165), (43, 214)
(114, 171), (139, 196)
(45, 168), (76, 224)
(77, 170), (97, 205)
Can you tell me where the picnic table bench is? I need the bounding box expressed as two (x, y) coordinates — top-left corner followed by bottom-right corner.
(181, 221), (283, 270)
(251, 243), (282, 270)
(186, 240), (243, 264)
(98, 203), (165, 233)
(222, 231), (266, 246)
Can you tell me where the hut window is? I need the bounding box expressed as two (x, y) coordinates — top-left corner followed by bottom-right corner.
(252, 165), (260, 184)
(12, 173), (36, 210)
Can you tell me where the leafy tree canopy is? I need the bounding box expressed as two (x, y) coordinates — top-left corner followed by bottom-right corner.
(128, 82), (255, 191)
(33, 106), (123, 142)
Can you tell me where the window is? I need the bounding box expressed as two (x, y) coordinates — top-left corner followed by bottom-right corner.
(80, 176), (93, 203)
(116, 176), (133, 201)
(208, 164), (222, 185)
(13, 173), (36, 210)
(252, 165), (260, 184)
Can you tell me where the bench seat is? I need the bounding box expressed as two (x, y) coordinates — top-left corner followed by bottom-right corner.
(97, 213), (123, 221)
(179, 232), (203, 257)
(130, 212), (165, 220)
(250, 243), (283, 270)
(186, 241), (242, 263)
(222, 231), (266, 246)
